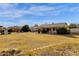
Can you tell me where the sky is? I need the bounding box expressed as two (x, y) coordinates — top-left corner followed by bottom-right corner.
(0, 3), (79, 27)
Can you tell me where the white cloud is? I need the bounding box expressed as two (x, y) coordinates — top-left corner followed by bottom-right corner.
(0, 3), (77, 19)
(0, 21), (18, 27)
(1, 3), (79, 27)
(29, 6), (55, 11)
(0, 3), (22, 18)
(0, 3), (17, 10)
(68, 7), (79, 12)
(19, 19), (28, 26)
(0, 10), (22, 18)
(0, 3), (66, 19)
(18, 5), (60, 16)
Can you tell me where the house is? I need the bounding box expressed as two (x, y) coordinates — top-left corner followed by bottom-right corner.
(69, 23), (79, 28)
(0, 26), (8, 35)
(70, 28), (79, 34)
(8, 26), (21, 32)
(30, 26), (38, 32)
(69, 24), (79, 34)
(38, 23), (69, 34)
(3, 28), (8, 35)
(30, 24), (38, 32)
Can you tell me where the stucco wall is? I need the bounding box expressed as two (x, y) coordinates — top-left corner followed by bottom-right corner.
(70, 28), (79, 34)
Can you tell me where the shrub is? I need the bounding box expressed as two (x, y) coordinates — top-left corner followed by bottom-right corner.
(56, 27), (70, 34)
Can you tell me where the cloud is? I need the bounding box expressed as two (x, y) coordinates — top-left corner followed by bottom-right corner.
(0, 21), (18, 27)
(0, 3), (22, 18)
(18, 5), (60, 16)
(0, 3), (79, 27)
(29, 6), (55, 11)
(0, 3), (18, 10)
(19, 19), (28, 26)
(0, 3), (75, 19)
(0, 3), (67, 19)
(0, 3), (79, 21)
(0, 10), (22, 18)
(68, 7), (79, 12)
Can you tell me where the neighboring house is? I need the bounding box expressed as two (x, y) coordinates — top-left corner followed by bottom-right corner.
(30, 25), (38, 32)
(0, 26), (8, 35)
(0, 26), (3, 32)
(70, 28), (79, 34)
(69, 24), (79, 34)
(38, 23), (69, 34)
(8, 26), (21, 32)
(3, 28), (8, 35)
(30, 26), (38, 32)
(76, 24), (79, 28)
(69, 23), (79, 28)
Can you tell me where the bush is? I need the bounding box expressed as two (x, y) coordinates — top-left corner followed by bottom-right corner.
(56, 28), (70, 34)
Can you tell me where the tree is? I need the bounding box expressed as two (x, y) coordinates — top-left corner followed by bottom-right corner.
(56, 27), (70, 34)
(21, 25), (30, 32)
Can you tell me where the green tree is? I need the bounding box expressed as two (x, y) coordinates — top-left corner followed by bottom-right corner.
(21, 25), (30, 32)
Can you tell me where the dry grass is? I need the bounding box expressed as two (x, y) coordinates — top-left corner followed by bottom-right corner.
(0, 32), (79, 56)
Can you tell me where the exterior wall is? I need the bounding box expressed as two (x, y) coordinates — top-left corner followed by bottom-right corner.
(38, 26), (69, 34)
(30, 27), (38, 32)
(39, 27), (57, 34)
(12, 28), (20, 32)
(30, 26), (38, 32)
(4, 29), (8, 35)
(0, 28), (9, 35)
(48, 28), (56, 34)
(70, 28), (79, 34)
(38, 23), (69, 34)
(8, 28), (20, 32)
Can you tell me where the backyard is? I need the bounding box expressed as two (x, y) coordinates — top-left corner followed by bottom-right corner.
(0, 32), (79, 56)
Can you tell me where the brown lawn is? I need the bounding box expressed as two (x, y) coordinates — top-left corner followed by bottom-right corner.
(0, 32), (79, 56)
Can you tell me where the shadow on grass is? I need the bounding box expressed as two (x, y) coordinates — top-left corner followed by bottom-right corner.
(49, 33), (78, 38)
(63, 34), (78, 38)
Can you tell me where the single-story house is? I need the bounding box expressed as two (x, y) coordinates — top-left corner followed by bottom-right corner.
(70, 28), (79, 34)
(0, 26), (8, 35)
(30, 25), (38, 32)
(37, 23), (69, 34)
(8, 26), (21, 32)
